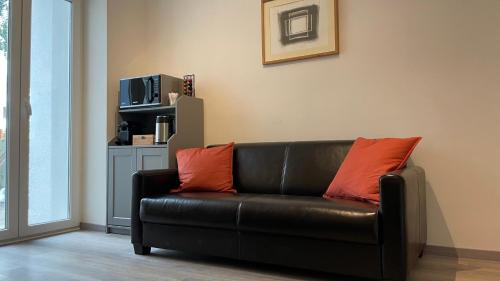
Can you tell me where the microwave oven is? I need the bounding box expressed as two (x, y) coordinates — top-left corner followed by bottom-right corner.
(119, 74), (183, 109)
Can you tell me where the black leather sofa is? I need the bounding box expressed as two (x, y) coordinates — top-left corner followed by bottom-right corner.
(131, 141), (426, 281)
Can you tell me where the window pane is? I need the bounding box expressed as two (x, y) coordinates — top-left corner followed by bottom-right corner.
(28, 0), (71, 225)
(0, 0), (9, 231)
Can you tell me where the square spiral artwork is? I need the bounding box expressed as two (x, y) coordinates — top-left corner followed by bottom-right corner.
(262, 0), (338, 64)
(279, 5), (319, 45)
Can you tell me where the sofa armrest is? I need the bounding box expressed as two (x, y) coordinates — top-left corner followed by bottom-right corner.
(379, 166), (426, 281)
(131, 169), (180, 245)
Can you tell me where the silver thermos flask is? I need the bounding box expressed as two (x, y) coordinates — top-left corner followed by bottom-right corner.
(155, 116), (170, 144)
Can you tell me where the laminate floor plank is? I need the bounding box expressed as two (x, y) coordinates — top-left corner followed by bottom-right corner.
(0, 231), (499, 281)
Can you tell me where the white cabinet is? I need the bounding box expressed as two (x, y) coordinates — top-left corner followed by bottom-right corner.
(107, 146), (167, 234)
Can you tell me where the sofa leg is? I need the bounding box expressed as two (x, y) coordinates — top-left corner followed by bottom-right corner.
(133, 244), (151, 255)
(419, 247), (425, 258)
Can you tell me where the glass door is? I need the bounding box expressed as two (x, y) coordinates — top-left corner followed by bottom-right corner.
(18, 0), (77, 237)
(0, 0), (77, 243)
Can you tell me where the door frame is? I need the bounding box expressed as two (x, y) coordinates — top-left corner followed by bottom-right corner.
(0, 0), (22, 242)
(17, 0), (81, 237)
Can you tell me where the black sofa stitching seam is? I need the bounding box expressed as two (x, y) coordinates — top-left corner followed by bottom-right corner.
(279, 144), (290, 195)
(236, 201), (242, 226)
(236, 202), (242, 259)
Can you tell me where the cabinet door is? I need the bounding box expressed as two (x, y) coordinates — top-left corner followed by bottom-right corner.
(107, 148), (136, 227)
(137, 148), (168, 171)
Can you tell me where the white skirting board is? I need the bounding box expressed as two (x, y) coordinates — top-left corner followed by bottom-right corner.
(426, 245), (500, 261)
(80, 223), (106, 232)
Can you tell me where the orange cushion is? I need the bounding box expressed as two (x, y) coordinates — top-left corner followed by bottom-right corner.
(323, 137), (422, 203)
(171, 143), (235, 193)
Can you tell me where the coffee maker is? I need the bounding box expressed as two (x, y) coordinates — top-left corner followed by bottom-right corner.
(117, 121), (130, 145)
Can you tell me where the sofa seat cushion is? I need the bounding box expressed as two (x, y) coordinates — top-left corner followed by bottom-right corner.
(140, 192), (251, 230)
(238, 194), (379, 244)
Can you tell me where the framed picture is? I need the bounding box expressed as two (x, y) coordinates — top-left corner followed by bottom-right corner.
(261, 0), (339, 65)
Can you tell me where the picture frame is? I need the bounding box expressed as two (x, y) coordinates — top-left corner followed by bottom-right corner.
(261, 0), (339, 65)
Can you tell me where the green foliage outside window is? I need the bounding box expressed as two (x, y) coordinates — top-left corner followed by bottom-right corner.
(0, 0), (7, 57)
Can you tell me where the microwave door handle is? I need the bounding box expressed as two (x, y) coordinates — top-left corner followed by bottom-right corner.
(144, 78), (150, 103)
(127, 80), (134, 105)
(147, 78), (151, 102)
(148, 77), (154, 103)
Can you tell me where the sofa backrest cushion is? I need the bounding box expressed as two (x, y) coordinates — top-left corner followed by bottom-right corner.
(233, 143), (287, 194)
(232, 141), (353, 196)
(282, 141), (353, 196)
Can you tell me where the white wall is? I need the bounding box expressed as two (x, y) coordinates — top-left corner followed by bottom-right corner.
(81, 0), (107, 225)
(107, 0), (150, 140)
(84, 0), (500, 252)
(143, 0), (500, 252)
(81, 0), (150, 226)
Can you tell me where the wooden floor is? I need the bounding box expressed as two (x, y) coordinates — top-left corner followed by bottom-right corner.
(0, 231), (499, 281)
